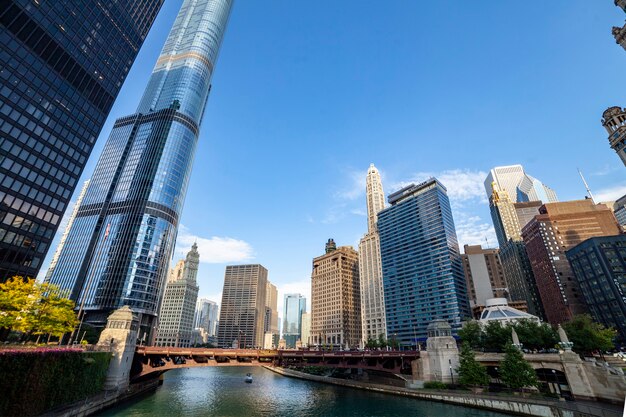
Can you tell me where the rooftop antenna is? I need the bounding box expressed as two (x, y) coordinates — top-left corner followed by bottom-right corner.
(577, 168), (595, 204)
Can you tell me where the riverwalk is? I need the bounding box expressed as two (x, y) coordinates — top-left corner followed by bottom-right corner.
(264, 366), (624, 417)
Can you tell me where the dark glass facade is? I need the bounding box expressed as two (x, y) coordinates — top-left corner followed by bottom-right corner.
(378, 179), (471, 345)
(567, 235), (626, 345)
(46, 0), (233, 338)
(0, 0), (163, 281)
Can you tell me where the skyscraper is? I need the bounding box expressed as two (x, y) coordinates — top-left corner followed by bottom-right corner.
(486, 165), (556, 319)
(601, 106), (626, 167)
(0, 0), (163, 282)
(358, 163), (387, 343)
(194, 298), (219, 337)
(378, 179), (470, 344)
(311, 240), (361, 348)
(484, 165), (558, 205)
(282, 293), (306, 348)
(154, 243), (199, 347)
(44, 180), (90, 282)
(264, 281), (279, 335)
(567, 235), (626, 345)
(45, 0), (233, 336)
(522, 200), (622, 324)
(614, 194), (626, 229)
(217, 264), (268, 349)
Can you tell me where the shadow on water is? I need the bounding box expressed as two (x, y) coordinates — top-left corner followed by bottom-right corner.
(98, 367), (512, 417)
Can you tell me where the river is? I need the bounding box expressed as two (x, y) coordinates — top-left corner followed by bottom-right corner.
(99, 367), (512, 417)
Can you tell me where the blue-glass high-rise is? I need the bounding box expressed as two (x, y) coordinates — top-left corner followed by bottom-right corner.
(378, 179), (471, 345)
(0, 0), (162, 282)
(46, 0), (233, 335)
(282, 294), (306, 348)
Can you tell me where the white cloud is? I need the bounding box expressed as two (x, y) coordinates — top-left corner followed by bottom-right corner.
(453, 213), (498, 250)
(334, 169), (367, 201)
(391, 169), (488, 207)
(594, 183), (626, 203)
(175, 224), (254, 264)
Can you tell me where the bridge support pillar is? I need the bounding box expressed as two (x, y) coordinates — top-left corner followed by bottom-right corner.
(97, 306), (140, 393)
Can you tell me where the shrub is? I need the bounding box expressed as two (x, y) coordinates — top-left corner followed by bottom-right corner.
(0, 348), (112, 416)
(423, 381), (448, 390)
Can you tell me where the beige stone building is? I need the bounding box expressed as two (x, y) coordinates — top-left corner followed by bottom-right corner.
(155, 243), (200, 347)
(311, 239), (361, 348)
(358, 163), (387, 343)
(601, 106), (626, 167)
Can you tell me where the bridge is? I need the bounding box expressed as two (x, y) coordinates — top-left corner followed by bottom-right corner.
(132, 347), (420, 380)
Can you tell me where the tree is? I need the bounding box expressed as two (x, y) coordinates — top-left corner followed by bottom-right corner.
(458, 320), (482, 349)
(377, 333), (388, 348)
(499, 343), (538, 391)
(482, 321), (511, 351)
(457, 342), (489, 389)
(0, 276), (78, 342)
(365, 337), (379, 349)
(562, 315), (616, 355)
(513, 319), (557, 351)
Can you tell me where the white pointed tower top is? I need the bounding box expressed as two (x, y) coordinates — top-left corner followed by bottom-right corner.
(365, 163), (385, 233)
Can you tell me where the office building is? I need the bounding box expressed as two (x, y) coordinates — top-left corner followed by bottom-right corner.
(265, 281), (279, 335)
(614, 194), (626, 229)
(484, 165), (558, 206)
(522, 200), (622, 324)
(311, 239), (361, 348)
(0, 0), (163, 282)
(43, 179), (90, 281)
(567, 235), (626, 344)
(487, 173), (548, 318)
(217, 264), (268, 349)
(358, 163), (387, 343)
(45, 0), (233, 337)
(462, 245), (509, 307)
(378, 179), (471, 344)
(154, 243), (200, 347)
(602, 106), (626, 167)
(194, 298), (219, 337)
(301, 312), (311, 347)
(282, 293), (306, 348)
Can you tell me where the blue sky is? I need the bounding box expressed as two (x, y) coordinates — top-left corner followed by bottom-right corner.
(39, 1), (626, 315)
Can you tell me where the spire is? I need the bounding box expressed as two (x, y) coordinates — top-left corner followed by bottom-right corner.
(325, 238), (337, 254)
(365, 163), (385, 233)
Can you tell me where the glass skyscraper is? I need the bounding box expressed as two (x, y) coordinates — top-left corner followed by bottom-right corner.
(378, 179), (470, 345)
(282, 294), (306, 348)
(0, 0), (163, 282)
(46, 0), (233, 337)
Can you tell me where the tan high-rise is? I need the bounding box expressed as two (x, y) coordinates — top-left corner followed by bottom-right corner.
(311, 240), (361, 348)
(462, 244), (508, 307)
(359, 163), (387, 343)
(522, 200), (622, 324)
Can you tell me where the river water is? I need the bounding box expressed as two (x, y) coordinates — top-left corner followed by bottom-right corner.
(100, 367), (511, 417)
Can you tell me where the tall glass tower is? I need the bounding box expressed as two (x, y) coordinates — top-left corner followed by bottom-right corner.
(46, 0), (233, 337)
(378, 179), (470, 345)
(282, 294), (306, 348)
(0, 0), (162, 282)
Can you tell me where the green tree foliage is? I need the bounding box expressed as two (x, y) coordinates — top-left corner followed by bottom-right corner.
(377, 333), (388, 348)
(458, 320), (482, 349)
(499, 343), (538, 390)
(482, 321), (512, 351)
(457, 342), (489, 388)
(562, 314), (616, 354)
(365, 337), (379, 349)
(512, 319), (557, 351)
(0, 276), (78, 340)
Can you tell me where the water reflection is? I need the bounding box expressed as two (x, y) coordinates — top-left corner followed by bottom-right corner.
(100, 367), (510, 417)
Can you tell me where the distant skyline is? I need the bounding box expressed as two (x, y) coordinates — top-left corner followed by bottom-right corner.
(38, 1), (625, 316)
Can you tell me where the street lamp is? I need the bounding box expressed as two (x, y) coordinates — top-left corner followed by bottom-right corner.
(551, 369), (561, 397)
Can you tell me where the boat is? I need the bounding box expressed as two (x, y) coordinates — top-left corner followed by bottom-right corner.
(245, 373), (253, 383)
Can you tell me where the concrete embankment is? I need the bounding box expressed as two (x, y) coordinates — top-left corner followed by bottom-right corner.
(264, 366), (624, 417)
(40, 377), (161, 417)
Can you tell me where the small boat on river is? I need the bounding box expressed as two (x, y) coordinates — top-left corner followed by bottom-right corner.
(245, 373), (253, 383)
